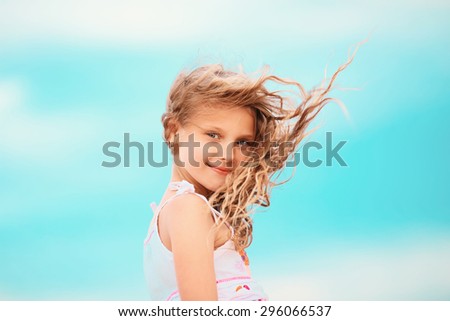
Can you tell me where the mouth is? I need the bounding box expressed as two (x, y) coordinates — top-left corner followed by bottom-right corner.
(207, 164), (232, 175)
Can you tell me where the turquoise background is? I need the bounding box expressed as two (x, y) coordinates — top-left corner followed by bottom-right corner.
(0, 1), (449, 300)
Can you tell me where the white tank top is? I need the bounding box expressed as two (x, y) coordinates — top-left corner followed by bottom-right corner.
(143, 180), (269, 301)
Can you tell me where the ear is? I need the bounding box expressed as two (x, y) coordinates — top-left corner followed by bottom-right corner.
(167, 118), (180, 143)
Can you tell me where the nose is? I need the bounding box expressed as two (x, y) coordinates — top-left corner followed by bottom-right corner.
(205, 141), (234, 168)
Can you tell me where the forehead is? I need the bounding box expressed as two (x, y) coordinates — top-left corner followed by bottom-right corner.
(190, 105), (255, 133)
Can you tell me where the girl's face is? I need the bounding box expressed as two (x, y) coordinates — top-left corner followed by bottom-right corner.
(171, 105), (256, 192)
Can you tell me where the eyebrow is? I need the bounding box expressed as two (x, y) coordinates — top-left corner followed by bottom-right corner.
(200, 125), (255, 140)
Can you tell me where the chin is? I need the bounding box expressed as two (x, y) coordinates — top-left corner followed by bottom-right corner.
(202, 176), (226, 193)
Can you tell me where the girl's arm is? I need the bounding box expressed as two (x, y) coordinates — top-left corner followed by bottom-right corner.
(163, 194), (219, 300)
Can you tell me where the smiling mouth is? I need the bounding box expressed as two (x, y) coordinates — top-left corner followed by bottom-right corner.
(207, 163), (232, 174)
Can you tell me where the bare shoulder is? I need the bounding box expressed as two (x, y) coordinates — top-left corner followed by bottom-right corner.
(161, 193), (212, 221)
(159, 193), (215, 240)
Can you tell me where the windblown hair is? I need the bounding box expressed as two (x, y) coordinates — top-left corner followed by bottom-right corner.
(162, 41), (365, 253)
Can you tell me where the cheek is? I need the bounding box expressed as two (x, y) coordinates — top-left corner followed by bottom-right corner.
(188, 142), (208, 169)
(174, 134), (204, 167)
(233, 148), (247, 165)
(175, 148), (188, 166)
(234, 147), (257, 165)
(177, 147), (205, 169)
(203, 143), (224, 161)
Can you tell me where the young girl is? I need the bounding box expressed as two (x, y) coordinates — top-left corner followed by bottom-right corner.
(143, 42), (363, 301)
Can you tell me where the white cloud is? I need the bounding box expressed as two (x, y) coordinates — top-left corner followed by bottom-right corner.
(0, 0), (447, 51)
(257, 230), (450, 300)
(0, 78), (23, 114)
(0, 0), (383, 48)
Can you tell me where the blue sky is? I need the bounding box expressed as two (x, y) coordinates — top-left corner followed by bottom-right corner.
(0, 0), (449, 300)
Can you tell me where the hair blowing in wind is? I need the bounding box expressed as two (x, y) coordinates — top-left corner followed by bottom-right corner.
(162, 38), (367, 253)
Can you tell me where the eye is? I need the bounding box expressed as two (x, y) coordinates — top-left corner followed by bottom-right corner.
(206, 132), (220, 139)
(236, 141), (258, 148)
(236, 140), (249, 146)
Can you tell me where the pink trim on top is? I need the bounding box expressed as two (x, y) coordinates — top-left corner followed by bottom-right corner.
(143, 202), (158, 245)
(166, 276), (252, 301)
(216, 276), (252, 284)
(143, 230), (154, 245)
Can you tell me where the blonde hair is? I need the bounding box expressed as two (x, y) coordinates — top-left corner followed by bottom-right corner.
(162, 40), (365, 253)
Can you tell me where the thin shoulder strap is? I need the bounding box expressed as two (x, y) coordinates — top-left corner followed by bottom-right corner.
(149, 180), (235, 239)
(144, 194), (183, 246)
